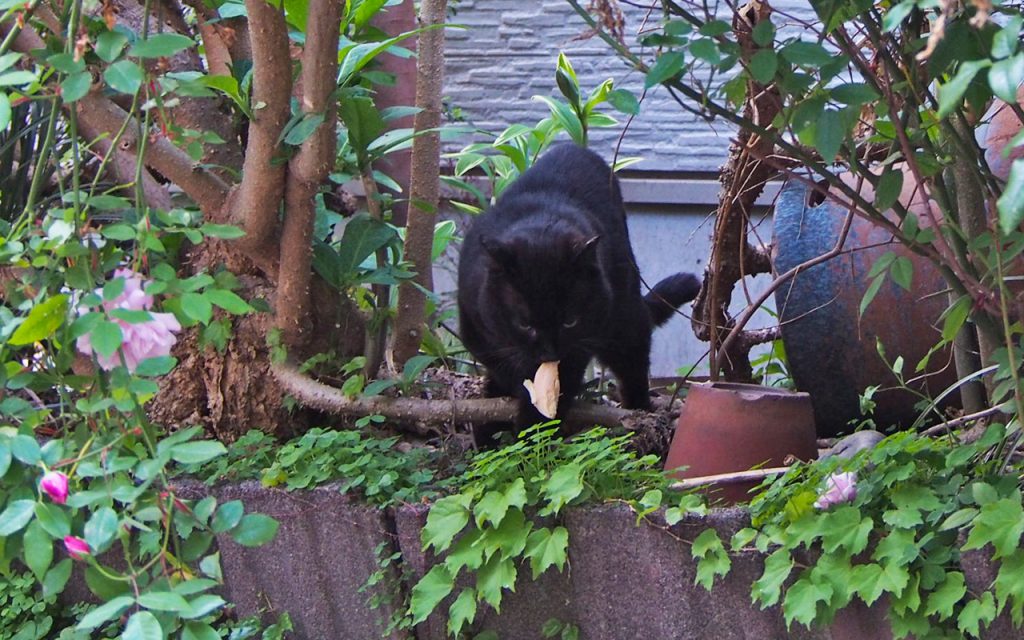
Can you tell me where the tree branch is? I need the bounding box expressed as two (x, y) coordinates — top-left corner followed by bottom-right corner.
(391, 0), (447, 366)
(228, 0), (292, 261)
(277, 0), (340, 350)
(271, 361), (639, 435)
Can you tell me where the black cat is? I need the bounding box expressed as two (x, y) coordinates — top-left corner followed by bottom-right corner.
(457, 144), (700, 441)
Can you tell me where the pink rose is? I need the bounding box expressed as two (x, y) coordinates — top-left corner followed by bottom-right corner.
(64, 536), (90, 560)
(814, 471), (857, 509)
(75, 269), (181, 372)
(39, 470), (69, 504)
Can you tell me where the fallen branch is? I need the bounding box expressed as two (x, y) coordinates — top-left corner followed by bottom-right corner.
(667, 466), (790, 491)
(271, 361), (639, 435)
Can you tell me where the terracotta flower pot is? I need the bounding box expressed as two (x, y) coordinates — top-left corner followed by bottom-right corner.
(665, 382), (818, 504)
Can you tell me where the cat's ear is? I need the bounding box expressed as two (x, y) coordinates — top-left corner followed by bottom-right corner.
(572, 235), (600, 262)
(480, 236), (516, 271)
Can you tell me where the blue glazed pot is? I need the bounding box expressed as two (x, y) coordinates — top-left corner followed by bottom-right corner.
(772, 181), (957, 437)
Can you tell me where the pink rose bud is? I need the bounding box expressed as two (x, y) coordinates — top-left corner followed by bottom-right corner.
(64, 535), (90, 560)
(814, 471), (858, 509)
(40, 471), (69, 504)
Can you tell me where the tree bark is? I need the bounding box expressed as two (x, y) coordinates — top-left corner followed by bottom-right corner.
(391, 0), (447, 366)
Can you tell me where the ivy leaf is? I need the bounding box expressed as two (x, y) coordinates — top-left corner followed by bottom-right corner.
(488, 508), (532, 558)
(819, 506), (873, 555)
(230, 513), (279, 547)
(925, 571), (966, 618)
(447, 588), (477, 637)
(993, 549), (1024, 622)
(751, 548), (793, 607)
(9, 294), (69, 345)
(123, 611), (163, 640)
(691, 529), (731, 591)
(409, 564), (454, 624)
(540, 464), (584, 515)
(963, 497), (1024, 559)
(422, 494), (471, 553)
(644, 51), (685, 88)
(0, 499), (36, 535)
(849, 563), (885, 605)
(523, 526), (569, 580)
(872, 528), (918, 567)
(782, 577), (833, 628)
(475, 490), (512, 529)
(444, 528), (484, 573)
(476, 554), (517, 613)
(958, 592), (997, 638)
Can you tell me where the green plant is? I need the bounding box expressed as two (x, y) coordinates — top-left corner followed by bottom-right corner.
(406, 424), (674, 636)
(0, 570), (59, 639)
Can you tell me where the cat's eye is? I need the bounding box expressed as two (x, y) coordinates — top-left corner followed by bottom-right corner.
(562, 317), (579, 329)
(514, 320), (532, 333)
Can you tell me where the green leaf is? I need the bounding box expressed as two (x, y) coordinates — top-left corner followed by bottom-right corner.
(339, 96), (386, 160)
(555, 68), (580, 109)
(752, 549), (794, 607)
(422, 494), (472, 553)
(890, 256), (913, 291)
(180, 292), (213, 324)
(993, 16), (1023, 59)
(129, 33), (194, 58)
(0, 440), (9, 477)
(95, 31), (128, 62)
(0, 499), (35, 535)
(749, 50), (777, 84)
(645, 51), (685, 88)
(212, 500), (244, 533)
(540, 464), (584, 515)
(138, 590), (193, 613)
(819, 506), (873, 555)
(104, 60), (144, 94)
(409, 564), (454, 624)
(689, 38), (721, 64)
(84, 506), (119, 553)
(61, 71), (92, 103)
(533, 95), (585, 146)
(0, 93), (11, 132)
(476, 554), (517, 613)
(76, 595), (133, 629)
(182, 622), (221, 640)
(199, 223), (246, 239)
(831, 82), (879, 105)
(170, 440), (227, 464)
(90, 320), (124, 358)
(523, 526), (569, 579)
(958, 592), (997, 638)
(11, 434), (41, 464)
(123, 611), (163, 640)
(606, 88), (640, 115)
(23, 520), (53, 579)
(937, 59), (990, 118)
(752, 19), (775, 45)
(882, 1), (914, 31)
(859, 273), (885, 316)
(963, 497), (1024, 559)
(692, 529), (731, 590)
(100, 223), (136, 240)
(447, 588), (477, 637)
(284, 112), (326, 146)
(230, 513), (279, 546)
(812, 109), (843, 162)
(925, 571), (966, 618)
(783, 577), (833, 628)
(998, 159), (1024, 235)
(990, 53), (1024, 104)
(42, 559), (72, 599)
(780, 40), (832, 66)
(205, 289), (253, 314)
(993, 550), (1024, 620)
(874, 169), (903, 212)
(181, 594), (226, 619)
(334, 214), (397, 282)
(939, 506), (978, 532)
(9, 294), (69, 345)
(134, 356), (177, 377)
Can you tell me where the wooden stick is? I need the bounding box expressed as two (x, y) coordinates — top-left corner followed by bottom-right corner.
(667, 466), (791, 491)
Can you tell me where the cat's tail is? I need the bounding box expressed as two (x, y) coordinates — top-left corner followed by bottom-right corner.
(644, 272), (701, 326)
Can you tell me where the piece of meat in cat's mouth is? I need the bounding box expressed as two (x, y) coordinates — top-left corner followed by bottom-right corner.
(523, 361), (560, 418)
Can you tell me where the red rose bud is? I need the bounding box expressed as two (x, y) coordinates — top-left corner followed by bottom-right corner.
(64, 536), (90, 560)
(40, 471), (69, 505)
